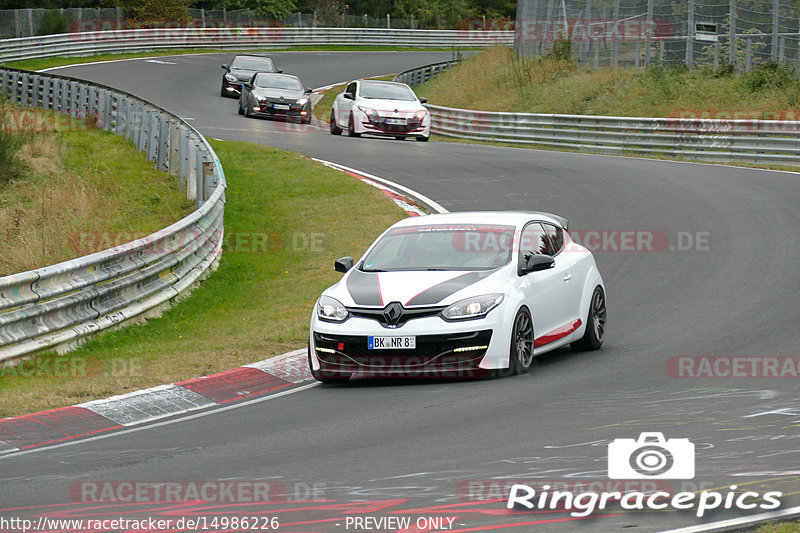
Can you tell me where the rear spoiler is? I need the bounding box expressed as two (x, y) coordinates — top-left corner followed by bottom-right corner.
(529, 211), (569, 231)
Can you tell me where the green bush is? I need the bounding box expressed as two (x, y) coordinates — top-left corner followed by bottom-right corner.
(36, 10), (71, 36)
(739, 62), (797, 93)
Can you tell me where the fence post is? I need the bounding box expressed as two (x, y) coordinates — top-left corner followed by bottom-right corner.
(179, 127), (189, 190)
(644, 0), (653, 67)
(69, 81), (79, 118)
(594, 40), (600, 69)
(612, 0), (620, 67)
(686, 0), (694, 68)
(729, 0), (736, 67)
(714, 40), (720, 68)
(771, 0), (778, 61)
(187, 139), (199, 202)
(195, 147), (205, 209)
(203, 161), (215, 201)
(19, 73), (29, 106)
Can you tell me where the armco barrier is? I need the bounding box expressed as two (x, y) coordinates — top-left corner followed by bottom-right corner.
(0, 67), (226, 362)
(0, 27), (513, 62)
(394, 62), (800, 166)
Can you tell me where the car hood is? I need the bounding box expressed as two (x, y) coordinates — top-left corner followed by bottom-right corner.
(325, 268), (508, 308)
(356, 98), (424, 114)
(251, 88), (304, 100)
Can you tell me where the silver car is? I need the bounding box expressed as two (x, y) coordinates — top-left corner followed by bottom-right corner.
(238, 72), (313, 124)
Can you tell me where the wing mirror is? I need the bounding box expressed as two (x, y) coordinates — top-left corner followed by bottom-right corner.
(343, 92), (355, 100)
(334, 256), (354, 273)
(419, 97), (428, 104)
(305, 87), (313, 94)
(221, 64), (229, 71)
(521, 254), (555, 274)
(276, 68), (283, 73)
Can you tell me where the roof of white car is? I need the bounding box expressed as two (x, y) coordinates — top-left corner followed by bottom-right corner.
(391, 211), (567, 229)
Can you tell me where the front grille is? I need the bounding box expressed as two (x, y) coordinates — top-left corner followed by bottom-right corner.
(346, 305), (445, 328)
(314, 330), (492, 359)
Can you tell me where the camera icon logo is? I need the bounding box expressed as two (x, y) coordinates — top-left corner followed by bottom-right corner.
(608, 432), (695, 479)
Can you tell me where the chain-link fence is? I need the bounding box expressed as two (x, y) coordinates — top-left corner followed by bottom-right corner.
(514, 0), (800, 71)
(0, 8), (421, 38)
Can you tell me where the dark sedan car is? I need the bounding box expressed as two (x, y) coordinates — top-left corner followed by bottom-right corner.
(220, 55), (281, 97)
(238, 73), (313, 124)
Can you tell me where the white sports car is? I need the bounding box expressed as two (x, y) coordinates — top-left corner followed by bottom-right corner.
(308, 212), (607, 382)
(329, 79), (431, 142)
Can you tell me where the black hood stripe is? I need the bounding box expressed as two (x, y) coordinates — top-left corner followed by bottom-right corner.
(406, 271), (493, 306)
(346, 270), (383, 306)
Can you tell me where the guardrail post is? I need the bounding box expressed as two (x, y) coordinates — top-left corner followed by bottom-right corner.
(69, 81), (79, 118)
(59, 79), (68, 112)
(179, 126), (189, 190)
(137, 106), (148, 152)
(187, 138), (199, 202)
(115, 96), (126, 136)
(157, 114), (170, 171)
(1, 71), (8, 99)
(31, 74), (41, 107)
(203, 161), (215, 201)
(10, 71), (19, 102)
(168, 120), (179, 177)
(19, 73), (29, 106)
(77, 83), (88, 119)
(195, 148), (206, 209)
(146, 110), (157, 163)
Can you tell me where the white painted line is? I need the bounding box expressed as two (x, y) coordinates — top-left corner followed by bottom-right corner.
(145, 59), (176, 64)
(313, 158), (448, 214)
(1, 382), (320, 459)
(78, 384), (215, 426)
(659, 505), (800, 533)
(0, 440), (19, 454)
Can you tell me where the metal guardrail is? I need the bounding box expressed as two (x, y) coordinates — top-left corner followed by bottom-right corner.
(0, 67), (226, 362)
(0, 28), (514, 62)
(392, 60), (461, 88)
(396, 61), (800, 166)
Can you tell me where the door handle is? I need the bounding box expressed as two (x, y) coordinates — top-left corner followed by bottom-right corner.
(563, 274), (572, 282)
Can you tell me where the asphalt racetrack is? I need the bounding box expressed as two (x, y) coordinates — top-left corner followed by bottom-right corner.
(1, 51), (798, 532)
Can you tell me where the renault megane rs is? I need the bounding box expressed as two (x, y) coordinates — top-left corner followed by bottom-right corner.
(308, 212), (607, 382)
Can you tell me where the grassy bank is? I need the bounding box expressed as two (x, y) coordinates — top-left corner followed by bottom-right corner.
(0, 104), (192, 276)
(416, 46), (800, 118)
(0, 140), (406, 417)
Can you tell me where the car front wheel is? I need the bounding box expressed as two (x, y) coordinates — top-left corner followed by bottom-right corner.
(330, 110), (342, 135)
(572, 286), (606, 351)
(508, 307), (534, 375)
(347, 113), (361, 137)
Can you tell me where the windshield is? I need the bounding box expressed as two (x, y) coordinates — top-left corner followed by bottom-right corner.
(231, 57), (274, 71)
(255, 75), (303, 91)
(358, 83), (417, 101)
(361, 224), (515, 271)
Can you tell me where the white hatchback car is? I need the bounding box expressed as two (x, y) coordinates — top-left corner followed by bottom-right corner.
(329, 79), (431, 142)
(309, 212), (607, 382)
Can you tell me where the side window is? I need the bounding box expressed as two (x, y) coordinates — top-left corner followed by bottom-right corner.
(519, 223), (549, 269)
(346, 82), (357, 96)
(542, 223), (564, 255)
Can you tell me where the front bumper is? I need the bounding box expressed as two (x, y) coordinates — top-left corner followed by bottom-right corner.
(309, 310), (513, 378)
(251, 103), (310, 120)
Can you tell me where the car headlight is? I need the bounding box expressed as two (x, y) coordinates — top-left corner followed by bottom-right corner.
(357, 106), (378, 119)
(296, 97), (308, 106)
(414, 110), (428, 121)
(317, 295), (348, 322)
(224, 74), (237, 82)
(442, 294), (504, 320)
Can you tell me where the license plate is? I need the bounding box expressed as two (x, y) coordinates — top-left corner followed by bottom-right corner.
(273, 104), (290, 110)
(386, 118), (406, 125)
(368, 336), (416, 350)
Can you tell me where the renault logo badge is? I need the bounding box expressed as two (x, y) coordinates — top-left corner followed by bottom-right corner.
(383, 302), (403, 326)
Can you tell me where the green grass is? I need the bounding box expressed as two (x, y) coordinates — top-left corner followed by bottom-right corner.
(416, 46), (800, 118)
(0, 106), (192, 275)
(0, 140), (406, 417)
(758, 521), (800, 532)
(5, 46), (472, 72)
